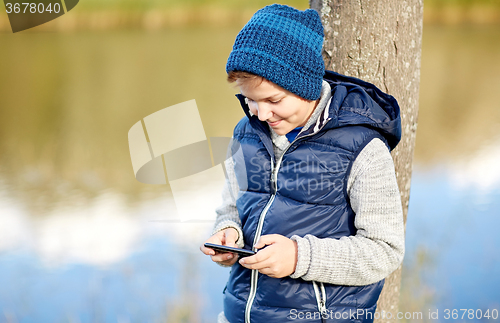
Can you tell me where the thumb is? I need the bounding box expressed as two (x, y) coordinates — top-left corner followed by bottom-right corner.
(254, 234), (278, 249)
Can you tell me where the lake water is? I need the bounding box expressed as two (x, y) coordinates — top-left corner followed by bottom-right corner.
(0, 25), (499, 322)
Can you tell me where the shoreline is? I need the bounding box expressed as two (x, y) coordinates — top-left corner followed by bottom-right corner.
(0, 4), (499, 33)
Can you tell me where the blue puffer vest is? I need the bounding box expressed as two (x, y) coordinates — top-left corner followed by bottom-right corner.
(223, 70), (402, 323)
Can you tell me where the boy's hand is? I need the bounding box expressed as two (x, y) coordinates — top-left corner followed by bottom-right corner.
(238, 234), (297, 278)
(200, 228), (239, 266)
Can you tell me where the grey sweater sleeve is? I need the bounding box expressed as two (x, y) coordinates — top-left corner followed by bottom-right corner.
(211, 156), (245, 249)
(289, 138), (405, 285)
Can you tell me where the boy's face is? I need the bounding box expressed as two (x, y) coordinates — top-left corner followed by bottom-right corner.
(237, 78), (319, 136)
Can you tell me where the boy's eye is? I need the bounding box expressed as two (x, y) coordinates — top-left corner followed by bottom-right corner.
(269, 100), (281, 104)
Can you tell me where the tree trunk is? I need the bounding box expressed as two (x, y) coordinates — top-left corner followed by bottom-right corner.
(310, 0), (423, 321)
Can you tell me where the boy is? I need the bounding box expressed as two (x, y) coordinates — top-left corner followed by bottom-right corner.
(200, 4), (405, 323)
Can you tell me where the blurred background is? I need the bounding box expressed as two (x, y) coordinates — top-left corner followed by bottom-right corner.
(0, 0), (499, 322)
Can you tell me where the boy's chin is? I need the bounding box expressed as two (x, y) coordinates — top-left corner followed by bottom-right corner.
(274, 129), (288, 136)
(271, 123), (295, 136)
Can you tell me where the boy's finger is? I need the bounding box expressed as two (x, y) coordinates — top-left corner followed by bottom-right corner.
(219, 255), (239, 266)
(239, 257), (272, 270)
(254, 234), (279, 249)
(239, 248), (271, 266)
(201, 234), (226, 255)
(199, 244), (216, 255)
(206, 248), (216, 256)
(224, 228), (239, 247)
(211, 252), (235, 262)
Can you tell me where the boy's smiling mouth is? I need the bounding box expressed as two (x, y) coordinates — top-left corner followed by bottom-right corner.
(267, 120), (282, 127)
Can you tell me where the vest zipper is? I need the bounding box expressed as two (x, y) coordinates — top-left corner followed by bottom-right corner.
(245, 119), (332, 323)
(245, 158), (275, 323)
(313, 281), (327, 316)
(320, 282), (327, 314)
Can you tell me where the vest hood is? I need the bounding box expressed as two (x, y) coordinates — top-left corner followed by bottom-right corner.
(323, 70), (402, 150)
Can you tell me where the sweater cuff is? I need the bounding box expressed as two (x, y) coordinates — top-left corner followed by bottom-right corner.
(212, 220), (245, 249)
(289, 235), (311, 279)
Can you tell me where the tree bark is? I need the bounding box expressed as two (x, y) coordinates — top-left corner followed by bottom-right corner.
(310, 0), (423, 321)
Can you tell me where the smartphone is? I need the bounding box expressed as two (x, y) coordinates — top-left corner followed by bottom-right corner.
(204, 243), (256, 257)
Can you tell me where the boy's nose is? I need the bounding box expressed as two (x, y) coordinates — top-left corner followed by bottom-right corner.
(256, 104), (273, 121)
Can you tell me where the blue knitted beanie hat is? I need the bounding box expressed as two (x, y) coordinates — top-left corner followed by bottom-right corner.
(226, 4), (325, 100)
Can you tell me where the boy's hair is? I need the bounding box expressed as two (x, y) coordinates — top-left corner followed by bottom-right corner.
(227, 71), (264, 86)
